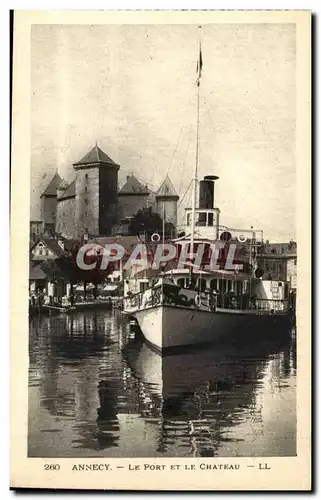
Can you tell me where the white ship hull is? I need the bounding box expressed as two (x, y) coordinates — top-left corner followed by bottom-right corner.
(124, 279), (292, 353)
(134, 304), (290, 352)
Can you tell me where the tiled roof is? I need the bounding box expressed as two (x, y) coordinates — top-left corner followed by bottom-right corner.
(57, 180), (76, 200)
(156, 175), (179, 198)
(40, 173), (62, 198)
(62, 238), (81, 252)
(73, 145), (119, 167)
(119, 174), (149, 195)
(88, 236), (141, 254)
(41, 238), (66, 257)
(29, 261), (47, 281)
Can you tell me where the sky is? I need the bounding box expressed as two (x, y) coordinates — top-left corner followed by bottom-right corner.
(31, 23), (296, 242)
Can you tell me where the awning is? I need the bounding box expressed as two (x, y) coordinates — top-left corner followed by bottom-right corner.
(75, 283), (95, 291)
(102, 283), (119, 292)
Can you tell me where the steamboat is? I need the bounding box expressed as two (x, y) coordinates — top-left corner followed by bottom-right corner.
(123, 29), (292, 352)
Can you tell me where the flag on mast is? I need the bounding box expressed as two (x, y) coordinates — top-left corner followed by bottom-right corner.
(196, 44), (203, 86)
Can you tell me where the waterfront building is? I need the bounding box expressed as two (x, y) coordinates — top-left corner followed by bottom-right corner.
(256, 241), (297, 290)
(29, 260), (48, 294)
(30, 237), (66, 262)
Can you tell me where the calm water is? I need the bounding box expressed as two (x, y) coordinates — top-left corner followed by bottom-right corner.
(28, 310), (296, 457)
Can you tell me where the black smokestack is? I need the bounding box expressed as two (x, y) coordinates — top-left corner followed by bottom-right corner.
(198, 175), (219, 226)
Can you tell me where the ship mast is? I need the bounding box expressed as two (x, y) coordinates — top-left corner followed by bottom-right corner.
(190, 26), (202, 266)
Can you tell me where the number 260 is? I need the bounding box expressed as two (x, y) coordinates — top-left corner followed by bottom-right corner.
(44, 464), (60, 471)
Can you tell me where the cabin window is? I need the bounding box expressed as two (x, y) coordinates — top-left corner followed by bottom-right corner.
(139, 282), (148, 292)
(294, 259), (297, 266)
(187, 213), (191, 226)
(220, 279), (227, 294)
(227, 280), (233, 292)
(197, 213), (206, 227)
(199, 278), (207, 292)
(265, 262), (270, 272)
(208, 213), (214, 226)
(210, 279), (218, 291)
(279, 264), (283, 274)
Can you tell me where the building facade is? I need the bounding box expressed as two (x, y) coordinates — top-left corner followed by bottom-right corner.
(56, 181), (76, 238)
(40, 172), (63, 235)
(256, 241), (297, 289)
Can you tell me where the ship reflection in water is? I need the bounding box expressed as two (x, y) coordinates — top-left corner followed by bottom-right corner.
(28, 310), (296, 458)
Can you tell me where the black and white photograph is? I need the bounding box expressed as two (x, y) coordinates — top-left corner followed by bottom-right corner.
(10, 10), (311, 491)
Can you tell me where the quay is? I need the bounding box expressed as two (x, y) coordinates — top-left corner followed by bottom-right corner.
(29, 298), (115, 317)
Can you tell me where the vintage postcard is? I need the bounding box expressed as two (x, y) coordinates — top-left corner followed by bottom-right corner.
(11, 10), (311, 491)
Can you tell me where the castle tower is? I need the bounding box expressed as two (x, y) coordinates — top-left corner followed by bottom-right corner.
(118, 174), (150, 221)
(56, 180), (76, 238)
(155, 175), (179, 231)
(73, 144), (120, 238)
(40, 172), (62, 235)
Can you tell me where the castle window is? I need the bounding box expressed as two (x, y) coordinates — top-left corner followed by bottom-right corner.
(84, 186), (88, 193)
(85, 211), (88, 217)
(85, 173), (88, 180)
(84, 198), (88, 204)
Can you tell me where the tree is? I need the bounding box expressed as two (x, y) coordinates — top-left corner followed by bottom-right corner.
(40, 246), (113, 301)
(128, 207), (163, 238)
(68, 246), (113, 300)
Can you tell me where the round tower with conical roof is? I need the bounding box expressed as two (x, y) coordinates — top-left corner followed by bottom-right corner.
(155, 176), (179, 234)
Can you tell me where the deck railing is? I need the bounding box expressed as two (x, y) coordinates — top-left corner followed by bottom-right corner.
(123, 285), (290, 314)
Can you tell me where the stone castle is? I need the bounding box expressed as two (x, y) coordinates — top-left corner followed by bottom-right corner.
(39, 144), (179, 240)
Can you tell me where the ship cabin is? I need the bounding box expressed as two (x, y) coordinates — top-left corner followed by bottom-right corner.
(124, 267), (290, 311)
